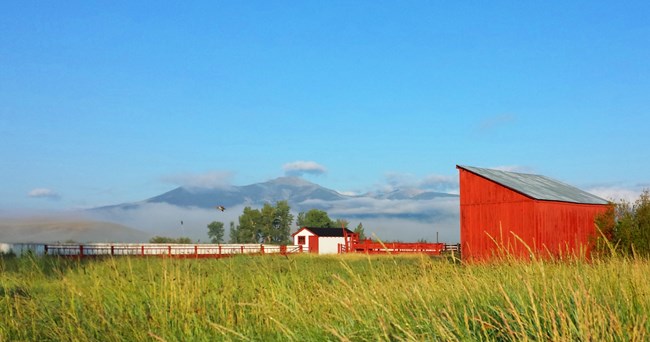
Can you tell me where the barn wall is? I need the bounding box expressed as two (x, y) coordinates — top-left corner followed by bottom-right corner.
(459, 169), (536, 260)
(292, 230), (346, 254)
(534, 201), (608, 257)
(318, 237), (345, 254)
(293, 230), (314, 251)
(459, 168), (607, 260)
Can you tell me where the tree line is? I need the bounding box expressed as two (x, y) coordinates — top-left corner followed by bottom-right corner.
(595, 189), (650, 256)
(152, 201), (366, 244)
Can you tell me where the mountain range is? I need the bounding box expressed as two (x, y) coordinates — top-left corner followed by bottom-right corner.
(88, 177), (460, 243)
(146, 177), (349, 208)
(100, 176), (458, 214)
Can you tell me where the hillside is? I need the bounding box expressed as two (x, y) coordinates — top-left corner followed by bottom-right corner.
(0, 218), (150, 243)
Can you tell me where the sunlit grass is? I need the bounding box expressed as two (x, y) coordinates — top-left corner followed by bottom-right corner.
(1, 253), (649, 341)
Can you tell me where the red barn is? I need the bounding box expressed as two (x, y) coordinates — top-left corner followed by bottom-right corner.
(457, 165), (609, 261)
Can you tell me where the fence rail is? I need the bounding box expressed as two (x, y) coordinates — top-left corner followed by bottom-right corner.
(346, 240), (446, 255)
(338, 241), (461, 256)
(443, 244), (461, 252)
(41, 243), (304, 259)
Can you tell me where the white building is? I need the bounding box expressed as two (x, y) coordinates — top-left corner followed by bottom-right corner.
(291, 227), (354, 254)
(0, 243), (11, 254)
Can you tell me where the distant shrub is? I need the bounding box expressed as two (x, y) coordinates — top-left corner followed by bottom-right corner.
(149, 236), (192, 244)
(596, 189), (650, 256)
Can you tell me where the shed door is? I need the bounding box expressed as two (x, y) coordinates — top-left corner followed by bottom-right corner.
(308, 236), (319, 254)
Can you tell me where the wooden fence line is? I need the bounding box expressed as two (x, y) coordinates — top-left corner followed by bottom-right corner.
(43, 243), (304, 259)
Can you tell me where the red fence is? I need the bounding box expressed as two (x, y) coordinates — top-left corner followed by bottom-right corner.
(339, 239), (446, 255)
(43, 243), (304, 259)
(336, 229), (458, 256)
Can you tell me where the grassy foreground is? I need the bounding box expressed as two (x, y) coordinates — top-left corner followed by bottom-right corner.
(1, 253), (649, 341)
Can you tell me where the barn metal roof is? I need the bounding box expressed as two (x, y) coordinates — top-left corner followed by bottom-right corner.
(457, 165), (609, 205)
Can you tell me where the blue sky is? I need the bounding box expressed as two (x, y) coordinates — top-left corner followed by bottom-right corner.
(1, 1), (649, 212)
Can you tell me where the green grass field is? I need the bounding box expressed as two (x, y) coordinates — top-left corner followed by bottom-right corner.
(1, 253), (649, 341)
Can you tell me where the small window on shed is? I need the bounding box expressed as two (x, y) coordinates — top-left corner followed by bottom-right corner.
(298, 236), (305, 245)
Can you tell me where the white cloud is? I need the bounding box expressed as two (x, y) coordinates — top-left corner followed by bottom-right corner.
(419, 174), (458, 192)
(298, 196), (460, 242)
(476, 114), (516, 133)
(587, 186), (643, 203)
(162, 171), (234, 190)
(354, 217), (459, 243)
(384, 172), (415, 188)
(336, 190), (360, 196)
(283, 161), (327, 176)
(377, 172), (459, 193)
(28, 188), (60, 200)
(302, 197), (459, 217)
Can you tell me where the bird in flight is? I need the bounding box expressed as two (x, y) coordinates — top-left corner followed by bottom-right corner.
(216, 205), (226, 212)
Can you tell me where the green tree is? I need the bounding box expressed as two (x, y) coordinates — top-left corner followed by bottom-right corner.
(354, 222), (366, 240)
(635, 190), (650, 254)
(334, 218), (349, 229)
(228, 221), (238, 243)
(595, 189), (650, 256)
(235, 206), (260, 243)
(149, 236), (192, 243)
(231, 201), (294, 244)
(207, 221), (225, 243)
(296, 209), (334, 228)
(265, 200), (293, 244)
(176, 237), (192, 244)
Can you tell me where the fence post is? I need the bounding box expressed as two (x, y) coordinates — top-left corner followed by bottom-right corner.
(44, 244), (48, 255)
(141, 245), (145, 256)
(241, 245), (244, 254)
(218, 245), (222, 257)
(260, 244), (264, 254)
(168, 245), (172, 256)
(111, 245), (115, 256)
(280, 245), (287, 255)
(299, 245), (303, 253)
(194, 245), (198, 258)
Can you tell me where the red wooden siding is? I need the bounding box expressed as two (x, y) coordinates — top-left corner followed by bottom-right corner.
(459, 168), (607, 261)
(533, 201), (607, 257)
(459, 168), (535, 260)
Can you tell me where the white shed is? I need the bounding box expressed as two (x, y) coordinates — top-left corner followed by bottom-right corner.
(292, 227), (354, 255)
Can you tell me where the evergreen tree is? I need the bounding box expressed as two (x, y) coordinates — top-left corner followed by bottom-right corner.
(354, 222), (366, 240)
